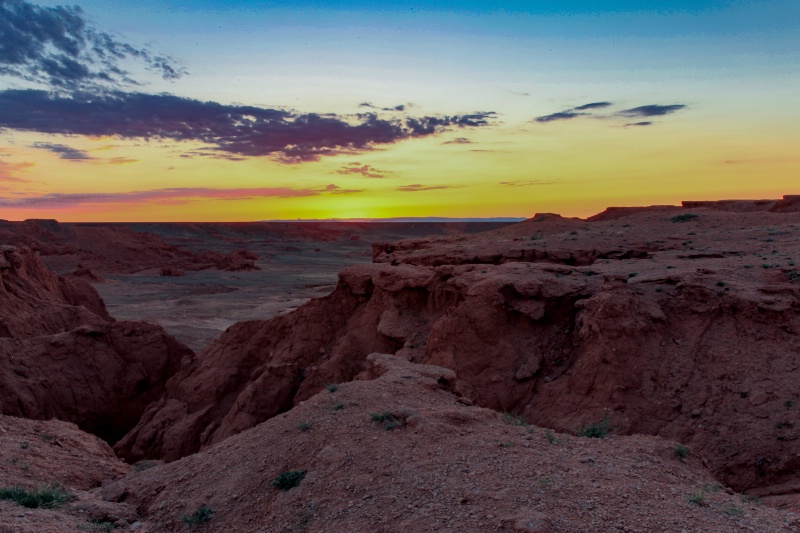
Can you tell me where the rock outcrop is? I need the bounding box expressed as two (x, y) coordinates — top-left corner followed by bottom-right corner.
(103, 355), (799, 532)
(115, 206), (800, 504)
(0, 219), (260, 274)
(0, 246), (193, 443)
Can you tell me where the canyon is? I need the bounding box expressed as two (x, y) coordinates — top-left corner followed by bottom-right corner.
(1, 196), (799, 531)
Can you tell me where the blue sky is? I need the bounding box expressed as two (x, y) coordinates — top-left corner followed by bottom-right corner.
(1, 0), (797, 221)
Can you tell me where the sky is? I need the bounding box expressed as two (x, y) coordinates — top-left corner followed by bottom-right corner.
(0, 0), (798, 221)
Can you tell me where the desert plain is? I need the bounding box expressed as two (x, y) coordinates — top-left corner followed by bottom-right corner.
(1, 196), (800, 531)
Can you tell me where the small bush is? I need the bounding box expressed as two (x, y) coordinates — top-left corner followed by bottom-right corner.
(0, 484), (73, 509)
(671, 213), (699, 223)
(325, 383), (338, 393)
(272, 470), (306, 491)
(332, 402), (345, 411)
(81, 519), (117, 532)
(545, 430), (560, 445)
(297, 421), (312, 432)
(675, 444), (690, 459)
(20, 442), (28, 450)
(370, 411), (403, 430)
(724, 502), (744, 517)
(579, 416), (613, 439)
(502, 413), (528, 427)
(181, 505), (214, 528)
(687, 491), (706, 506)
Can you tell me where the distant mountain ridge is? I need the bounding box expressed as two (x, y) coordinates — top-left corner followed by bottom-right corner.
(260, 217), (527, 223)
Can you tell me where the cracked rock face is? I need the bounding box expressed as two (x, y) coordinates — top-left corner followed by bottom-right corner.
(116, 202), (800, 504)
(0, 246), (193, 443)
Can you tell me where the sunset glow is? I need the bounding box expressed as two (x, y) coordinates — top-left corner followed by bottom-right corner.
(1, 0), (798, 221)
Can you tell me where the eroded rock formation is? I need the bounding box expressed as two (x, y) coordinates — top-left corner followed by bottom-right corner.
(116, 205), (800, 503)
(0, 246), (193, 443)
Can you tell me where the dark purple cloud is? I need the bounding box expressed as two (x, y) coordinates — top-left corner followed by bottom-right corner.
(623, 121), (654, 127)
(618, 105), (686, 117)
(0, 0), (185, 91)
(335, 162), (389, 178)
(573, 101), (612, 111)
(534, 110), (588, 123)
(32, 142), (93, 160)
(0, 90), (495, 163)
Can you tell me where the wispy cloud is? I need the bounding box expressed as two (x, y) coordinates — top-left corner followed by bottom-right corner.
(359, 102), (406, 112)
(573, 102), (612, 111)
(335, 162), (390, 178)
(108, 157), (138, 164)
(499, 180), (558, 187)
(618, 105), (686, 117)
(322, 184), (365, 194)
(32, 142), (93, 160)
(444, 137), (473, 144)
(0, 160), (34, 182)
(396, 184), (452, 192)
(0, 186), (346, 208)
(534, 110), (588, 123)
(0, 90), (496, 163)
(536, 101), (687, 125)
(0, 0), (185, 91)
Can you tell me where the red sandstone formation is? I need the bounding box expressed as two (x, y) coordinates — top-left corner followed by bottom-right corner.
(0, 246), (193, 443)
(0, 219), (260, 274)
(0, 415), (141, 532)
(101, 355), (799, 532)
(116, 202), (800, 508)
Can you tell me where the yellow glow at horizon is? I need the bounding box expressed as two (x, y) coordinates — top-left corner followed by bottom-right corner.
(1, 111), (797, 222)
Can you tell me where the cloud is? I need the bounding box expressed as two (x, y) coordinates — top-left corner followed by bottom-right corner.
(0, 186), (322, 208)
(396, 184), (451, 192)
(536, 101), (687, 125)
(32, 142), (93, 160)
(0, 183), (370, 208)
(0, 160), (34, 182)
(335, 162), (390, 178)
(108, 157), (138, 164)
(321, 184), (365, 194)
(358, 102), (406, 112)
(618, 105), (686, 117)
(0, 0), (186, 91)
(444, 137), (473, 144)
(574, 102), (612, 111)
(0, 89), (495, 163)
(534, 111), (588, 123)
(499, 180), (558, 187)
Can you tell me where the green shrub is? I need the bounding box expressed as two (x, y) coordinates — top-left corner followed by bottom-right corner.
(181, 505), (214, 528)
(297, 422), (313, 432)
(325, 384), (338, 393)
(687, 491), (706, 505)
(579, 416), (613, 438)
(0, 484), (73, 509)
(370, 411), (403, 430)
(675, 444), (690, 459)
(724, 502), (744, 517)
(272, 470), (306, 491)
(502, 413), (528, 427)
